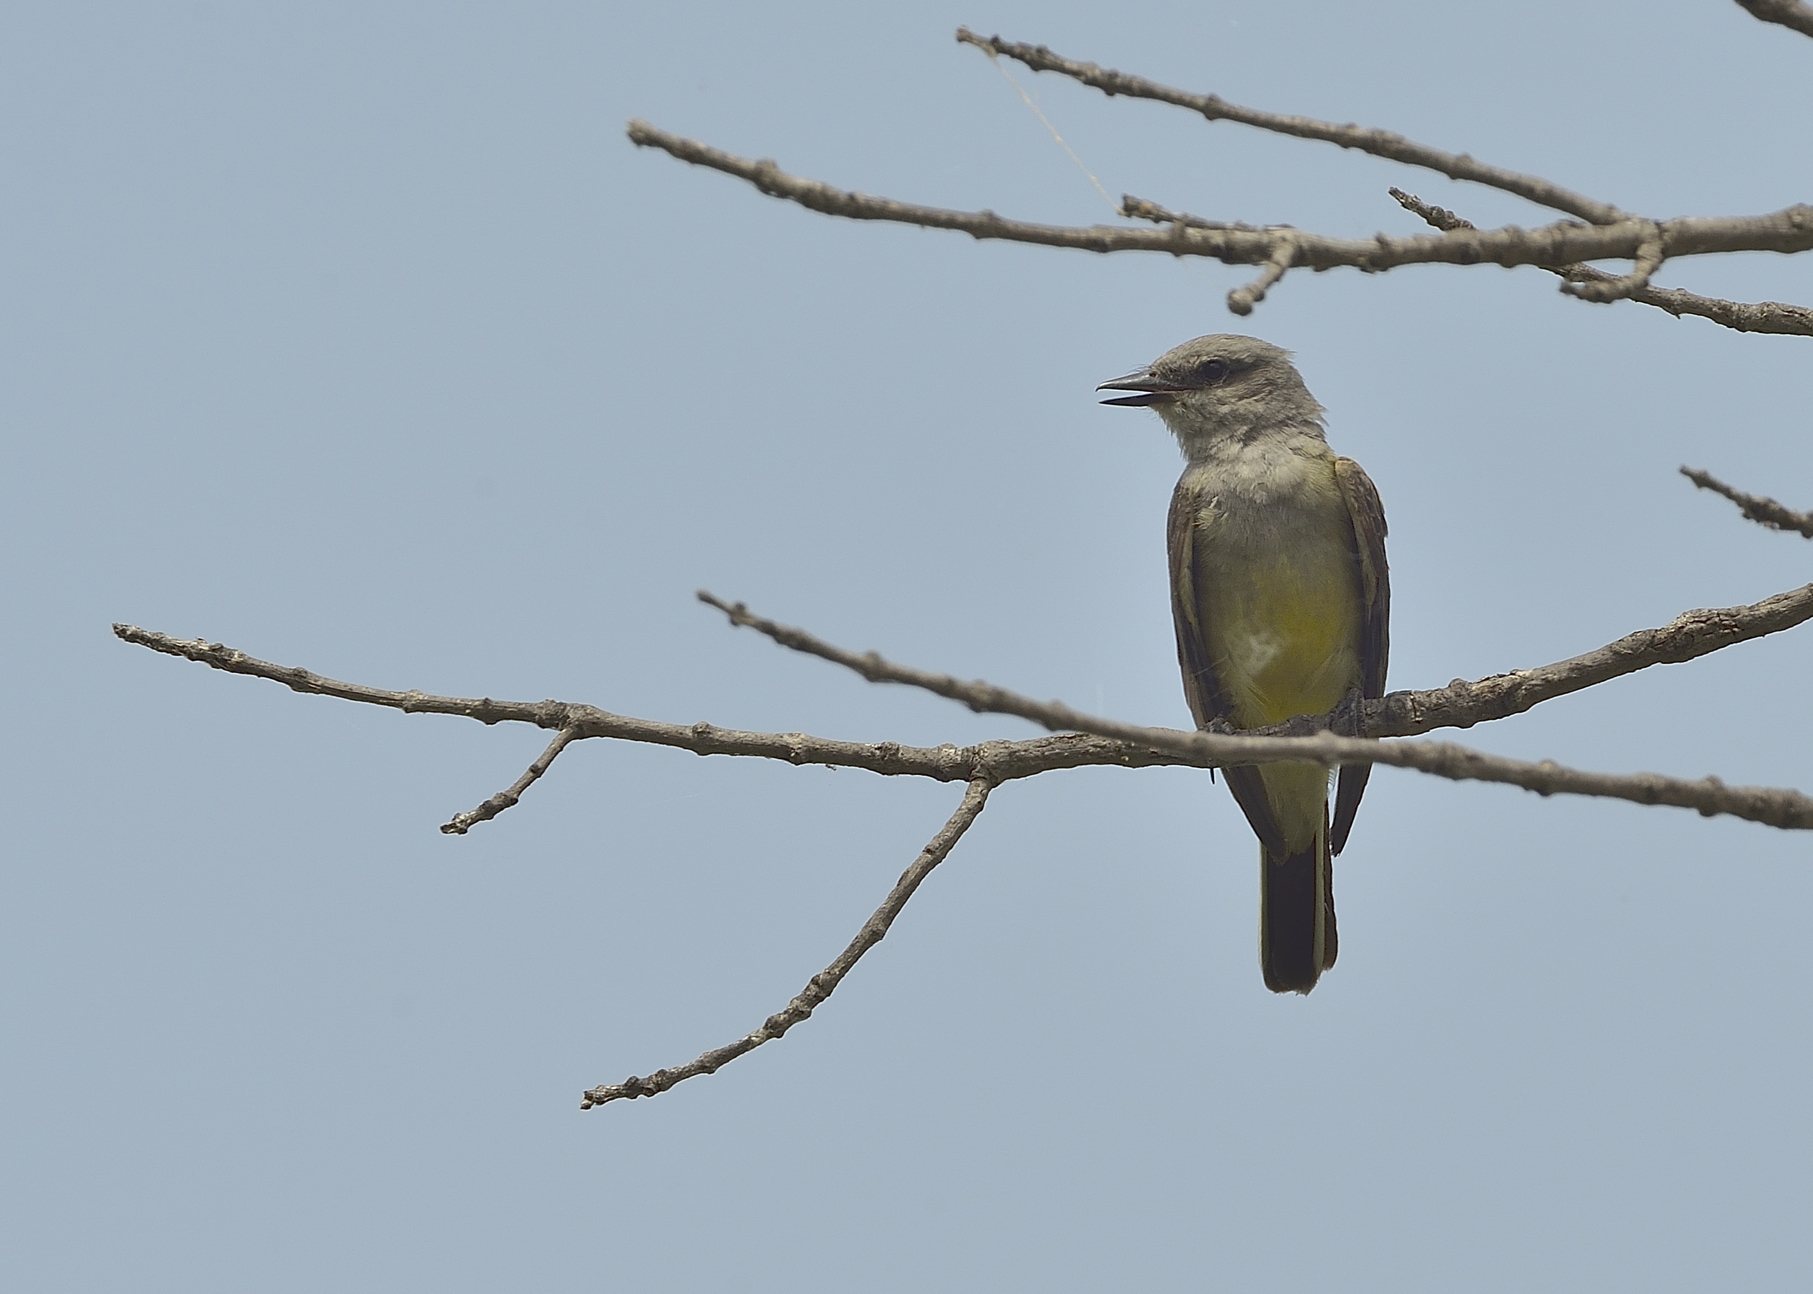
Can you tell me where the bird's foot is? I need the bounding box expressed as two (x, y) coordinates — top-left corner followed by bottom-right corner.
(1329, 686), (1366, 738)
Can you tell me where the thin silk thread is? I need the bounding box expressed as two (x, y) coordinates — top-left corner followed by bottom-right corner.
(984, 52), (1224, 291)
(986, 54), (1120, 216)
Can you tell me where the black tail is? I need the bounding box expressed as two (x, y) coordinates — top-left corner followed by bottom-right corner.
(1260, 835), (1336, 994)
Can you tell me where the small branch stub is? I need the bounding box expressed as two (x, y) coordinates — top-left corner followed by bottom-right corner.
(1228, 237), (1297, 315)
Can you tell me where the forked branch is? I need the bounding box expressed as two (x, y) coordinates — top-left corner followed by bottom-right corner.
(114, 474), (1813, 1106)
(1389, 188), (1813, 336)
(113, 539), (1813, 838)
(697, 597), (1813, 831)
(625, 120), (1813, 321)
(700, 563), (1813, 742)
(631, 21), (1813, 329)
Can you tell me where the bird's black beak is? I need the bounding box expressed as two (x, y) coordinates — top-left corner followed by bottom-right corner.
(1097, 369), (1187, 407)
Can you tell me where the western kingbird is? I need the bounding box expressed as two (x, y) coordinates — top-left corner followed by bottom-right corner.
(1100, 335), (1389, 994)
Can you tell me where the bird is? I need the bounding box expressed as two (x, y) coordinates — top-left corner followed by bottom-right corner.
(1099, 335), (1389, 994)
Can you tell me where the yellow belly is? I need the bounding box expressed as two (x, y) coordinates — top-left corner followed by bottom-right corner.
(1202, 513), (1362, 853)
(1207, 542), (1361, 726)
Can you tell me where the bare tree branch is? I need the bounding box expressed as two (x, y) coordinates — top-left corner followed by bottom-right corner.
(698, 596), (1813, 831)
(699, 574), (1813, 743)
(1736, 0), (1813, 39)
(624, 120), (1813, 320)
(1561, 272), (1813, 336)
(1371, 581), (1813, 735)
(441, 727), (580, 835)
(954, 28), (1626, 224)
(110, 624), (1188, 788)
(115, 543), (1813, 833)
(1390, 187), (1813, 336)
(1683, 467), (1813, 537)
(579, 776), (993, 1109)
(109, 529), (1813, 830)
(111, 12), (1813, 1117)
(1388, 189), (1672, 306)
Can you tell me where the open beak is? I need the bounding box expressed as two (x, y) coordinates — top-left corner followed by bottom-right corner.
(1097, 369), (1188, 407)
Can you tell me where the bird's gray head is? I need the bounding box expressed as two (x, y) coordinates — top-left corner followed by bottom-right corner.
(1098, 334), (1325, 460)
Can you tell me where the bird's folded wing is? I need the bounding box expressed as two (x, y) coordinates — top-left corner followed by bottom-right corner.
(1168, 479), (1289, 858)
(1330, 455), (1391, 854)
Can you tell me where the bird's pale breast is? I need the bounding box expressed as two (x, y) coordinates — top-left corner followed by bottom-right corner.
(1191, 453), (1363, 731)
(1187, 448), (1362, 853)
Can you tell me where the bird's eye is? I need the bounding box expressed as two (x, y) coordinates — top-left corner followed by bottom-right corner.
(1191, 358), (1230, 386)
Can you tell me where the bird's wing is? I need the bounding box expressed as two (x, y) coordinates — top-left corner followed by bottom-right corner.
(1330, 455), (1391, 855)
(1168, 476), (1289, 858)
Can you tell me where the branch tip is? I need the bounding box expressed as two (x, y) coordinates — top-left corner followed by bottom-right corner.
(441, 727), (582, 835)
(1390, 187), (1475, 233)
(1227, 237), (1297, 315)
(1681, 467), (1813, 538)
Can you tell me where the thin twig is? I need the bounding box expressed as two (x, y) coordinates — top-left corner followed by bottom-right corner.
(1736, 0), (1813, 39)
(624, 121), (1813, 318)
(579, 776), (993, 1108)
(954, 28), (1625, 224)
(1390, 187), (1813, 336)
(1120, 195), (1285, 234)
(441, 727), (580, 835)
(1682, 467), (1813, 538)
(1387, 189), (1472, 232)
(698, 596), (1813, 831)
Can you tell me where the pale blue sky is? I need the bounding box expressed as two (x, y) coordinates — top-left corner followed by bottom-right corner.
(3, 2), (1810, 1290)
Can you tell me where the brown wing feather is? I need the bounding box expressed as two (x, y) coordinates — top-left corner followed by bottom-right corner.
(1330, 456), (1390, 855)
(1167, 477), (1289, 858)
